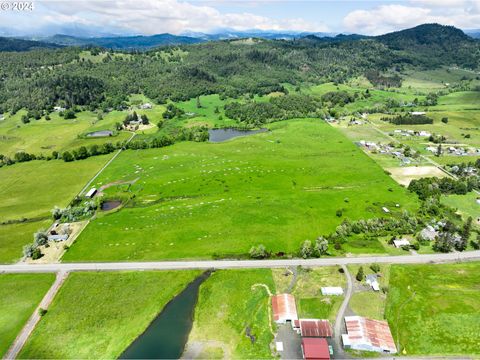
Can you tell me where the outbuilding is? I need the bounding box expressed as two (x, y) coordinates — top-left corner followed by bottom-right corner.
(295, 319), (332, 338)
(301, 338), (330, 360)
(321, 287), (344, 296)
(366, 274), (380, 291)
(393, 239), (411, 248)
(85, 188), (97, 198)
(271, 294), (298, 324)
(342, 316), (396, 354)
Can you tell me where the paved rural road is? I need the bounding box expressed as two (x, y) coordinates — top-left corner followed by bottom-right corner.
(333, 265), (353, 359)
(4, 271), (68, 360)
(1, 251), (480, 273)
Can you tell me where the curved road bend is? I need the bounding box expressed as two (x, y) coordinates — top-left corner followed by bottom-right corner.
(1, 251), (480, 274)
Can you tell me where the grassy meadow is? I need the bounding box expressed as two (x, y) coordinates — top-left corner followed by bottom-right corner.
(385, 263), (480, 356)
(64, 119), (418, 261)
(188, 269), (275, 359)
(0, 273), (55, 357)
(19, 270), (200, 359)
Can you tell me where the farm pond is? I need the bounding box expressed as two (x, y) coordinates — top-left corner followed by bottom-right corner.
(86, 130), (113, 137)
(101, 200), (122, 211)
(208, 128), (267, 142)
(119, 271), (211, 359)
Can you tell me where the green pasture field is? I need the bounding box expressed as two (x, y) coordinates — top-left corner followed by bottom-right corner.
(0, 273), (55, 357)
(0, 110), (131, 156)
(400, 67), (477, 92)
(188, 269), (275, 359)
(385, 263), (480, 356)
(0, 219), (51, 263)
(19, 270), (199, 359)
(64, 119), (418, 261)
(0, 155), (112, 221)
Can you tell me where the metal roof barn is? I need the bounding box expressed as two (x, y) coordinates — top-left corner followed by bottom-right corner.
(342, 316), (397, 354)
(301, 338), (330, 360)
(271, 294), (298, 324)
(299, 319), (332, 338)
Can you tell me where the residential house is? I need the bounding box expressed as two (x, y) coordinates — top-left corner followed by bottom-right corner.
(366, 274), (380, 291)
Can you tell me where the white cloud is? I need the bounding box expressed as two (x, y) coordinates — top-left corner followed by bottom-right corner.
(343, 1), (480, 35)
(0, 0), (328, 35)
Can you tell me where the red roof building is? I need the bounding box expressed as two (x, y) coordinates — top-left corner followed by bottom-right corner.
(342, 316), (397, 354)
(299, 319), (333, 338)
(301, 338), (330, 360)
(271, 294), (298, 324)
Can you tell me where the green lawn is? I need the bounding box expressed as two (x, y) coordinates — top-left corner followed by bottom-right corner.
(19, 271), (200, 359)
(188, 269), (275, 359)
(385, 263), (480, 356)
(64, 119), (418, 261)
(297, 297), (343, 322)
(0, 219), (51, 263)
(0, 274), (55, 357)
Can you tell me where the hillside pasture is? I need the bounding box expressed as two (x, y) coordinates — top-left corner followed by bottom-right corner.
(64, 119), (418, 261)
(0, 110), (130, 156)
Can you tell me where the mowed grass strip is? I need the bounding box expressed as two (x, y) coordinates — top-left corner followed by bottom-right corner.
(385, 263), (480, 356)
(19, 271), (200, 359)
(0, 274), (55, 357)
(188, 269), (275, 359)
(65, 119), (418, 261)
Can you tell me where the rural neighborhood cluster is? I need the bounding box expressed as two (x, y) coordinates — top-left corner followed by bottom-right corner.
(0, 12), (479, 360)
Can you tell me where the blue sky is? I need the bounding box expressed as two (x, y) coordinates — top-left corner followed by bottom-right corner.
(1, 0), (479, 37)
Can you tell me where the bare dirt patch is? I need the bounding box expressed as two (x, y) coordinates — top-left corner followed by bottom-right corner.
(26, 221), (88, 264)
(386, 166), (448, 186)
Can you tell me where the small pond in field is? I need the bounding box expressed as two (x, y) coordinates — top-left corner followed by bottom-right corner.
(101, 200), (122, 211)
(119, 271), (211, 359)
(208, 128), (267, 142)
(86, 130), (113, 137)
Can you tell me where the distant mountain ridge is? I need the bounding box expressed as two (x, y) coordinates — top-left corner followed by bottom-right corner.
(1, 23), (478, 53)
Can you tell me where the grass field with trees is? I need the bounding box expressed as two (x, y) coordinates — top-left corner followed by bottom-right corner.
(63, 119), (418, 261)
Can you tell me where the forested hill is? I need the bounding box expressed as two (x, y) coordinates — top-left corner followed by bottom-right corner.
(0, 24), (478, 113)
(377, 24), (479, 67)
(42, 33), (203, 49)
(0, 37), (60, 52)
